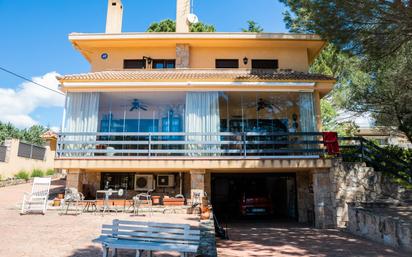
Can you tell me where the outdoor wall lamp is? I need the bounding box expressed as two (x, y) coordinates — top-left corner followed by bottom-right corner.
(243, 57), (249, 65)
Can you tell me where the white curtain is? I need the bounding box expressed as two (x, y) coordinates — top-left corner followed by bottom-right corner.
(299, 92), (316, 132)
(63, 92), (100, 156)
(185, 92), (220, 156)
(299, 92), (317, 151)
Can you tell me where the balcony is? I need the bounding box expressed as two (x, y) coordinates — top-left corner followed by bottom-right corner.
(56, 132), (325, 159)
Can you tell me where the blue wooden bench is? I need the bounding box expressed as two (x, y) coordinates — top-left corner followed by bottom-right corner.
(95, 219), (200, 257)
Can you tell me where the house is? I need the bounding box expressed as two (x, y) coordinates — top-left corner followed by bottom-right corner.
(55, 0), (337, 226)
(355, 127), (412, 149)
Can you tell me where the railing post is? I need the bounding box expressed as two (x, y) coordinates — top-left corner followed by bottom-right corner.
(148, 133), (151, 157)
(243, 132), (247, 158)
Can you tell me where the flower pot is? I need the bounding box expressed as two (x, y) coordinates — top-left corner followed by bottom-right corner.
(152, 196), (161, 205)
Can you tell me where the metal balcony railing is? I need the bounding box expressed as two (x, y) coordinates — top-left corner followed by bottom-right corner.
(56, 132), (325, 159)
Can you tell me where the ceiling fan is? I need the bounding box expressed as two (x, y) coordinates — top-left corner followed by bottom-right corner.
(245, 98), (277, 112)
(129, 99), (148, 112)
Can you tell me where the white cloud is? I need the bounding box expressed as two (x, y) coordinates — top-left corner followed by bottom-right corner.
(0, 72), (65, 128)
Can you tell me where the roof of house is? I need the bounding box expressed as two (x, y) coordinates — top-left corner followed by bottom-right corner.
(58, 69), (335, 82)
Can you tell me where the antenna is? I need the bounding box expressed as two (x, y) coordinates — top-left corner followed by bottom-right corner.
(187, 0), (199, 24)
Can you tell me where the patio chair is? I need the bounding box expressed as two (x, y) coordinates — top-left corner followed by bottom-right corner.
(60, 187), (84, 215)
(131, 192), (152, 216)
(20, 177), (52, 215)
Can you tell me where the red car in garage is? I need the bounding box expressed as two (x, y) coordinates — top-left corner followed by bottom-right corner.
(240, 192), (274, 216)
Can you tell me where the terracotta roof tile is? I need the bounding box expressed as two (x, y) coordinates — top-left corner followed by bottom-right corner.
(58, 69), (334, 82)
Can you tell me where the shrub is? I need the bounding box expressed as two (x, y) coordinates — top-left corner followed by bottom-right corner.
(46, 169), (55, 176)
(15, 170), (30, 180)
(30, 169), (44, 178)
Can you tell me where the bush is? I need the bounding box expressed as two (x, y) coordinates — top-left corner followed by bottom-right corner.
(30, 169), (44, 178)
(15, 170), (30, 180)
(46, 169), (55, 176)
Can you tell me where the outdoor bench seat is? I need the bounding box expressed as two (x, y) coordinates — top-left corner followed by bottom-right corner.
(95, 219), (200, 257)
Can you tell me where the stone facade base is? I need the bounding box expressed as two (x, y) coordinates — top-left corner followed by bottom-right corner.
(348, 203), (412, 253)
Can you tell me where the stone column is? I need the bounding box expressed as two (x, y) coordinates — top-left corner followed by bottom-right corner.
(296, 171), (314, 223)
(66, 169), (83, 191)
(312, 169), (335, 228)
(190, 169), (206, 202)
(176, 44), (190, 68)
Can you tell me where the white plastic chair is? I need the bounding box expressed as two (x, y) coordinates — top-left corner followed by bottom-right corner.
(132, 192), (152, 216)
(60, 187), (84, 215)
(21, 177), (52, 215)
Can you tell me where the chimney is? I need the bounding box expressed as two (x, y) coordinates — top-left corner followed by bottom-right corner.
(176, 0), (190, 33)
(105, 0), (123, 33)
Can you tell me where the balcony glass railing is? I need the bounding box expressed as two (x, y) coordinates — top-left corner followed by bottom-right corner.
(56, 132), (325, 159)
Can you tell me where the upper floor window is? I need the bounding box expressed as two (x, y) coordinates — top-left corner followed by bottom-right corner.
(152, 59), (176, 69)
(252, 59), (279, 69)
(124, 59), (146, 69)
(216, 59), (239, 69)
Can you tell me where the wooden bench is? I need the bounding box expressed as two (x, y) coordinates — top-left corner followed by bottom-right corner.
(96, 219), (200, 257)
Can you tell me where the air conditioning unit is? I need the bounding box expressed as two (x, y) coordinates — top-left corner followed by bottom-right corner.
(134, 175), (155, 191)
(157, 174), (175, 187)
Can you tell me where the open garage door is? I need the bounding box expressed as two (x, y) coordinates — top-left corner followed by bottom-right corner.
(211, 173), (297, 221)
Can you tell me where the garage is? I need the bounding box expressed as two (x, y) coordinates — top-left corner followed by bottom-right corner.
(211, 173), (297, 221)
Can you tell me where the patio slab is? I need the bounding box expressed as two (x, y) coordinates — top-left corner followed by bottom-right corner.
(0, 180), (199, 257)
(2, 180), (410, 257)
(216, 220), (411, 257)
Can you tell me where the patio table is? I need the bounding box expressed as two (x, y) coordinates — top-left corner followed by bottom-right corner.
(96, 190), (118, 214)
(81, 200), (97, 213)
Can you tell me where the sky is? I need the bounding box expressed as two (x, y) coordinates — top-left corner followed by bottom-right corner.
(0, 0), (288, 130)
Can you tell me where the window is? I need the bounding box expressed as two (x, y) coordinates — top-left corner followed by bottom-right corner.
(252, 59), (279, 69)
(152, 59), (176, 69)
(123, 59), (146, 69)
(101, 172), (135, 190)
(216, 59), (239, 69)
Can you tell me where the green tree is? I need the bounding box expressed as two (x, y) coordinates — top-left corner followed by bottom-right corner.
(0, 122), (46, 145)
(280, 0), (412, 59)
(147, 19), (176, 32)
(20, 125), (47, 146)
(242, 20), (264, 32)
(280, 0), (412, 141)
(0, 122), (20, 144)
(147, 19), (216, 32)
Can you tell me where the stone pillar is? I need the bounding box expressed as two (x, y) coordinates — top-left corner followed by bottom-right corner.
(204, 171), (211, 198)
(176, 44), (190, 68)
(81, 171), (101, 198)
(66, 169), (83, 191)
(312, 169), (335, 228)
(190, 170), (206, 202)
(296, 171), (314, 224)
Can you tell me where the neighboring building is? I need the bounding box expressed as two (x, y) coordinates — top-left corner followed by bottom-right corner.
(0, 137), (55, 179)
(355, 127), (412, 149)
(55, 0), (336, 225)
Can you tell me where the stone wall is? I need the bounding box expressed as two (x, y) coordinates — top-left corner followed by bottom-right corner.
(197, 215), (218, 257)
(348, 203), (412, 253)
(330, 159), (407, 227)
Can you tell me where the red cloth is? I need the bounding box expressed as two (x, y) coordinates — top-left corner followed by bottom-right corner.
(322, 132), (340, 155)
